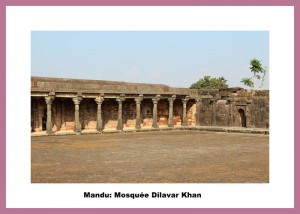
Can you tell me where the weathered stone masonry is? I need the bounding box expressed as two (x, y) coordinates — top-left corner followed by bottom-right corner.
(31, 77), (269, 134)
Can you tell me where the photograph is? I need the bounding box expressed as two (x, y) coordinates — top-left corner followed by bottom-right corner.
(30, 31), (269, 183)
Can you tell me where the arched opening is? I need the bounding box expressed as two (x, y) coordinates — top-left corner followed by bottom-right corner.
(238, 109), (246, 127)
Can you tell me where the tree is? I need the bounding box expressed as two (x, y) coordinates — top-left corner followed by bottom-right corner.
(190, 76), (228, 89)
(241, 58), (267, 89)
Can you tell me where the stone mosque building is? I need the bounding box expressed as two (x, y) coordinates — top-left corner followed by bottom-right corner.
(31, 76), (269, 135)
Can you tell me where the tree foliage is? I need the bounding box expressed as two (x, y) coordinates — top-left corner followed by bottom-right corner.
(190, 76), (228, 89)
(241, 58), (267, 89)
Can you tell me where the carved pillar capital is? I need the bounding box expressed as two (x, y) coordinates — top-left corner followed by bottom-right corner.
(182, 96), (190, 104)
(95, 96), (104, 105)
(45, 96), (55, 105)
(72, 97), (82, 105)
(116, 96), (125, 104)
(168, 95), (176, 104)
(134, 94), (143, 104)
(152, 95), (161, 104)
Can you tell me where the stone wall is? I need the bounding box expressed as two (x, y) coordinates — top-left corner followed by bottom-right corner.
(157, 99), (169, 126)
(103, 99), (118, 129)
(141, 99), (153, 127)
(80, 99), (97, 129)
(173, 100), (183, 125)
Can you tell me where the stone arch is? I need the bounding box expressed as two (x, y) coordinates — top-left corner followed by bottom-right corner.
(238, 108), (246, 127)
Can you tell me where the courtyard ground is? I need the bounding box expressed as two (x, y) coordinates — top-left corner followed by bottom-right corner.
(31, 130), (269, 183)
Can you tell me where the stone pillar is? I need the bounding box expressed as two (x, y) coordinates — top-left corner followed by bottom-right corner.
(211, 99), (217, 126)
(195, 98), (202, 126)
(152, 95), (161, 128)
(116, 96), (125, 131)
(72, 96), (82, 133)
(95, 95), (104, 132)
(182, 97), (190, 126)
(45, 96), (55, 135)
(134, 94), (143, 130)
(168, 95), (176, 127)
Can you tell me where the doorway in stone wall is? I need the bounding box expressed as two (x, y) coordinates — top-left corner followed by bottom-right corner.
(238, 109), (246, 127)
(42, 108), (47, 131)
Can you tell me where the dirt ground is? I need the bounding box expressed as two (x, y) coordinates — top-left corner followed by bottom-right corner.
(31, 130), (269, 183)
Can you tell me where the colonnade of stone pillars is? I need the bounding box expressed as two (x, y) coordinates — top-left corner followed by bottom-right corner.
(40, 93), (200, 135)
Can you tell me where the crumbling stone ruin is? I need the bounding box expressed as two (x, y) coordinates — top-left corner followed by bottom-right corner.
(31, 76), (269, 135)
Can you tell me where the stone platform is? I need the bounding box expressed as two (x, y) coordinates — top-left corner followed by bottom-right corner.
(31, 126), (269, 137)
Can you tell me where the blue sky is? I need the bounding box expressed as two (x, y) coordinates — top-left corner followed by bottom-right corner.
(31, 31), (269, 89)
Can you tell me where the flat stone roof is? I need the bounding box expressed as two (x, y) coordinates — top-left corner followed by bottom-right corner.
(31, 76), (199, 96)
(31, 76), (269, 98)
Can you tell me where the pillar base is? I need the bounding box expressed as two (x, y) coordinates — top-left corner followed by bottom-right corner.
(117, 125), (123, 131)
(135, 125), (141, 130)
(74, 128), (81, 134)
(97, 128), (104, 132)
(46, 122), (53, 135)
(152, 124), (159, 129)
(46, 130), (54, 135)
